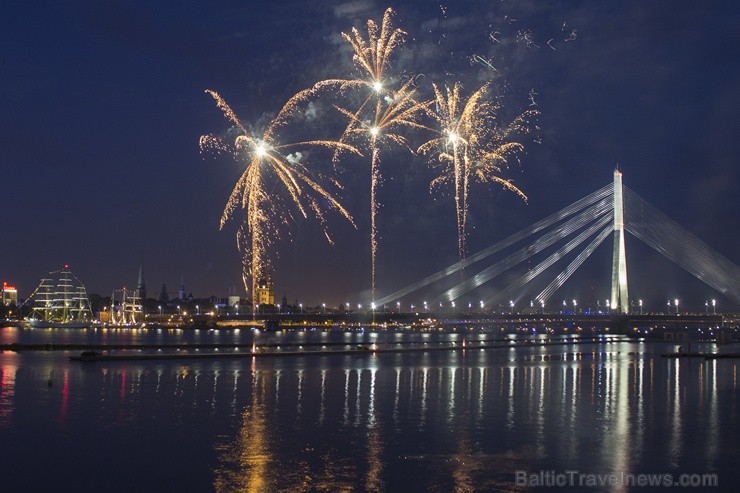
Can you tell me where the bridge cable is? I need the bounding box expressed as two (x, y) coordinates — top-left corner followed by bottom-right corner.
(374, 184), (613, 306)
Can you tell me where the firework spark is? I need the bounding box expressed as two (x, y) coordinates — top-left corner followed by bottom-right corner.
(320, 8), (432, 302)
(336, 78), (432, 298)
(201, 90), (359, 306)
(419, 82), (537, 260)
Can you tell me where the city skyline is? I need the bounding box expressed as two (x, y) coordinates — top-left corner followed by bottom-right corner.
(2, 1), (739, 308)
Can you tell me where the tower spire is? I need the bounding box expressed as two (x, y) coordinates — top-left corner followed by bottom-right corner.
(136, 252), (146, 300)
(610, 169), (629, 314)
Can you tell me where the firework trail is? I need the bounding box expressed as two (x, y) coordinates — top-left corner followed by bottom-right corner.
(201, 90), (359, 306)
(335, 79), (432, 299)
(419, 81), (537, 260)
(307, 8), (431, 302)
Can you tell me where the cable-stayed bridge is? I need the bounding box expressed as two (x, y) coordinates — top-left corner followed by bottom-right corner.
(375, 171), (740, 314)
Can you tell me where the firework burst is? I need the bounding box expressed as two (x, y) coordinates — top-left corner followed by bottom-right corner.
(201, 90), (359, 306)
(335, 78), (432, 299)
(419, 81), (538, 260)
(309, 8), (431, 302)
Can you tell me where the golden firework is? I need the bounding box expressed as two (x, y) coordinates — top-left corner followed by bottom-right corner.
(336, 78), (432, 300)
(201, 90), (359, 306)
(311, 8), (431, 301)
(419, 82), (537, 260)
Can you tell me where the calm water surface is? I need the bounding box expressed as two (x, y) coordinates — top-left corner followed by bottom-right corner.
(0, 327), (737, 492)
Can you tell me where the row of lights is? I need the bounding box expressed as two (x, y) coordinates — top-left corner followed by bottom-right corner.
(147, 297), (720, 316)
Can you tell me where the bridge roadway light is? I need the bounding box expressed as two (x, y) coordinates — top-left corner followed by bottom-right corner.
(397, 301), (401, 312)
(674, 298), (679, 314)
(573, 299), (577, 314)
(712, 299), (716, 314)
(540, 300), (545, 314)
(639, 299), (642, 315)
(509, 300), (514, 313)
(705, 301), (708, 314)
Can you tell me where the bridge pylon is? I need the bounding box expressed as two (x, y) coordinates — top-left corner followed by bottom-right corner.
(610, 170), (629, 314)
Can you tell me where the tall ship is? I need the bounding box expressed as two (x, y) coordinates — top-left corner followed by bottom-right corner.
(106, 287), (144, 326)
(26, 266), (94, 328)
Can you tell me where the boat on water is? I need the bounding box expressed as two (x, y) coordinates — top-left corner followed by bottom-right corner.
(100, 287), (145, 328)
(25, 266), (95, 329)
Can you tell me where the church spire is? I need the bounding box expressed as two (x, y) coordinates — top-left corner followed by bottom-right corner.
(136, 253), (147, 299)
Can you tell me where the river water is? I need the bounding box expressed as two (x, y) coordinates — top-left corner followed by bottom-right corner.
(0, 326), (737, 492)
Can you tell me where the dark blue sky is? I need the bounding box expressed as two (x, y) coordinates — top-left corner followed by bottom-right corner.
(2, 1), (739, 310)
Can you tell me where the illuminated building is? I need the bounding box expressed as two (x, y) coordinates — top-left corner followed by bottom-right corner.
(2, 282), (18, 306)
(255, 271), (275, 306)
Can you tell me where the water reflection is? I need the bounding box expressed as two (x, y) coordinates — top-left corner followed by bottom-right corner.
(0, 358), (16, 429)
(0, 343), (736, 491)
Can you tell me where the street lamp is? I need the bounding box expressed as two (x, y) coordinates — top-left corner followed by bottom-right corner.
(712, 299), (716, 315)
(705, 300), (708, 314)
(667, 300), (671, 315)
(509, 300), (514, 313)
(573, 299), (577, 314)
(540, 300), (545, 314)
(674, 298), (679, 315)
(299, 303), (303, 314)
(396, 301), (401, 312)
(196, 304), (199, 315)
(158, 305), (162, 316)
(322, 303), (326, 314)
(639, 299), (642, 315)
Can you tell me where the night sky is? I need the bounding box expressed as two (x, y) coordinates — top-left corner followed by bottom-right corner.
(2, 1), (739, 311)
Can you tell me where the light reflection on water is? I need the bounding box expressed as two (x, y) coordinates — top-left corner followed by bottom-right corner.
(0, 341), (737, 491)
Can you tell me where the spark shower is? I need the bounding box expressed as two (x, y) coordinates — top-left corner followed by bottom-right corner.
(201, 7), (538, 307)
